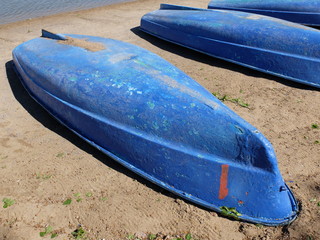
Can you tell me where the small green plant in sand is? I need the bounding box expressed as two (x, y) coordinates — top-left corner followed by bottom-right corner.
(56, 152), (65, 158)
(74, 193), (83, 202)
(212, 92), (250, 108)
(172, 235), (195, 240)
(311, 123), (319, 129)
(36, 173), (52, 180)
(63, 191), (101, 204)
(2, 198), (15, 208)
(311, 198), (320, 207)
(100, 196), (107, 201)
(307, 235), (314, 240)
(148, 234), (157, 240)
(127, 233), (197, 240)
(71, 226), (87, 239)
(255, 224), (263, 228)
(40, 226), (57, 238)
(185, 233), (193, 240)
(220, 206), (242, 220)
(85, 192), (93, 197)
(63, 198), (72, 205)
(127, 234), (135, 240)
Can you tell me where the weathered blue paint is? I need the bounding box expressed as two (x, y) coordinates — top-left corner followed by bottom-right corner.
(208, 0), (320, 26)
(13, 31), (298, 225)
(140, 4), (320, 88)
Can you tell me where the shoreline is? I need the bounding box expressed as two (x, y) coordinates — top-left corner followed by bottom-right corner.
(0, 0), (137, 30)
(0, 0), (136, 26)
(1, 0), (319, 239)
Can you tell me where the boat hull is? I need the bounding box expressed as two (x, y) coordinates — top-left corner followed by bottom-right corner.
(140, 4), (320, 88)
(208, 0), (320, 26)
(13, 32), (298, 225)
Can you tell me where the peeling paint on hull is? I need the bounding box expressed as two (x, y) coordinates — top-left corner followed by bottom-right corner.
(12, 32), (298, 225)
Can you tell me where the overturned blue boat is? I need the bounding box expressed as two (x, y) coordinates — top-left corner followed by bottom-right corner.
(140, 4), (320, 88)
(208, 0), (320, 26)
(13, 30), (298, 225)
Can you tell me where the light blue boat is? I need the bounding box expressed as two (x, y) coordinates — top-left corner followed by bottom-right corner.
(141, 4), (320, 88)
(12, 30), (298, 225)
(208, 0), (320, 26)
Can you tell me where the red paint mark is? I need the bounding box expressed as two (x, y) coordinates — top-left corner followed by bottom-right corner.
(219, 164), (229, 200)
(238, 200), (244, 205)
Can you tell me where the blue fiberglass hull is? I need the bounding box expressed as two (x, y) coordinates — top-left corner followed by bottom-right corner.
(208, 0), (320, 26)
(12, 32), (298, 225)
(140, 4), (320, 88)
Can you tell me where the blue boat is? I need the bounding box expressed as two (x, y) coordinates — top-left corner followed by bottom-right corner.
(13, 30), (298, 225)
(208, 0), (320, 26)
(140, 4), (320, 88)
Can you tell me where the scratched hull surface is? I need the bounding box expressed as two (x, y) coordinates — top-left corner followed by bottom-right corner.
(208, 0), (320, 26)
(140, 4), (320, 88)
(13, 33), (297, 225)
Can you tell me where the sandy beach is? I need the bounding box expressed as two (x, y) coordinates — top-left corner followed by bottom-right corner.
(0, 0), (319, 239)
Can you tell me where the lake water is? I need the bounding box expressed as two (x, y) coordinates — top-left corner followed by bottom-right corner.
(0, 0), (130, 25)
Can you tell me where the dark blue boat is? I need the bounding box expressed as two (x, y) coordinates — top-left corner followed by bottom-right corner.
(208, 0), (320, 26)
(140, 4), (320, 88)
(13, 30), (298, 225)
